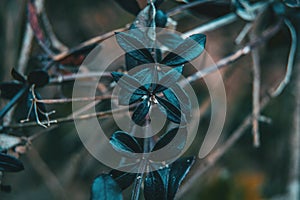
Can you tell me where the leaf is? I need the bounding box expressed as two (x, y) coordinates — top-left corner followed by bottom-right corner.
(125, 52), (145, 71)
(110, 131), (143, 154)
(55, 43), (97, 66)
(156, 96), (182, 124)
(163, 86), (191, 120)
(27, 70), (49, 87)
(11, 68), (26, 83)
(157, 33), (184, 50)
(150, 128), (187, 162)
(166, 157), (195, 199)
(0, 82), (23, 99)
(91, 174), (123, 200)
(144, 156), (195, 200)
(110, 169), (137, 190)
(115, 32), (154, 64)
(284, 0), (300, 7)
(144, 170), (167, 200)
(160, 34), (206, 66)
(0, 153), (24, 172)
(155, 10), (167, 28)
(0, 134), (22, 152)
(132, 98), (151, 126)
(155, 66), (183, 92)
(111, 72), (147, 95)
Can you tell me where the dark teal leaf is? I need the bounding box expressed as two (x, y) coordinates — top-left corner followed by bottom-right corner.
(150, 128), (187, 162)
(110, 169), (136, 190)
(163, 86), (191, 120)
(0, 82), (23, 99)
(157, 33), (184, 50)
(144, 170), (167, 200)
(0, 153), (24, 172)
(167, 157), (195, 199)
(111, 72), (148, 95)
(110, 131), (143, 154)
(160, 34), (206, 66)
(284, 0), (300, 7)
(118, 88), (142, 105)
(27, 70), (49, 87)
(155, 10), (167, 28)
(155, 66), (183, 92)
(11, 68), (26, 83)
(115, 32), (154, 63)
(132, 98), (151, 126)
(91, 174), (123, 200)
(156, 96), (182, 124)
(125, 52), (145, 71)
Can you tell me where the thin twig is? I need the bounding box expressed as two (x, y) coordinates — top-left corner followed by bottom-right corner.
(35, 95), (116, 104)
(49, 72), (112, 84)
(250, 32), (261, 147)
(167, 0), (212, 17)
(272, 19), (297, 97)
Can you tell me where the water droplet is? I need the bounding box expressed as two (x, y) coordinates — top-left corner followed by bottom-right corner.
(137, 176), (142, 180)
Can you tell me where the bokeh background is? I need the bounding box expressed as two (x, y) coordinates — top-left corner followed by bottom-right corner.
(0, 0), (296, 199)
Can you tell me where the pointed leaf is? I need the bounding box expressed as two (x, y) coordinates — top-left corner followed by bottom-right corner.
(132, 98), (151, 126)
(11, 68), (26, 83)
(110, 169), (136, 190)
(155, 10), (167, 28)
(125, 52), (145, 71)
(163, 86), (191, 120)
(155, 66), (183, 92)
(156, 96), (182, 124)
(115, 32), (154, 63)
(161, 34), (206, 66)
(284, 0), (300, 7)
(167, 157), (195, 199)
(0, 82), (23, 99)
(144, 170), (167, 200)
(91, 174), (123, 200)
(150, 128), (187, 162)
(0, 153), (24, 172)
(27, 70), (49, 87)
(110, 131), (143, 154)
(111, 72), (148, 95)
(157, 33), (184, 50)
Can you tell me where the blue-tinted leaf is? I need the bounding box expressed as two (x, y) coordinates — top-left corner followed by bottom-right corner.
(91, 174), (123, 200)
(0, 82), (23, 99)
(0, 153), (24, 172)
(111, 72), (148, 95)
(132, 67), (154, 86)
(284, 0), (300, 7)
(118, 88), (142, 105)
(144, 170), (167, 200)
(156, 96), (182, 124)
(155, 66), (183, 92)
(160, 34), (206, 66)
(125, 52), (145, 71)
(163, 86), (191, 120)
(157, 33), (184, 50)
(27, 70), (49, 87)
(110, 131), (143, 154)
(115, 32), (154, 63)
(132, 98), (151, 126)
(167, 157), (195, 199)
(155, 10), (167, 28)
(11, 68), (26, 83)
(110, 169), (136, 190)
(150, 128), (187, 162)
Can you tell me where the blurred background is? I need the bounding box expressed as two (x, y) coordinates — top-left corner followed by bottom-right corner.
(0, 0), (296, 199)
